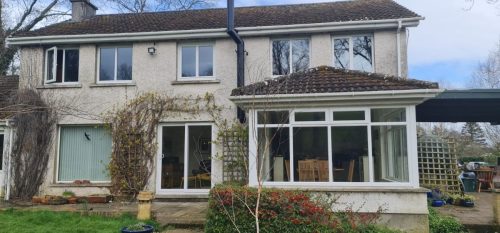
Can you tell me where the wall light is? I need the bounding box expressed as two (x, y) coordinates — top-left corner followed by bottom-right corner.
(148, 46), (156, 55)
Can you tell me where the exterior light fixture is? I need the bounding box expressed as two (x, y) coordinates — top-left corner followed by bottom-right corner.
(148, 46), (156, 55)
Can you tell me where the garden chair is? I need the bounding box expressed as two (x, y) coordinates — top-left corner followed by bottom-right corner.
(476, 168), (494, 192)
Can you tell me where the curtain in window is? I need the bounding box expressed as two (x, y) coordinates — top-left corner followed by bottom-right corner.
(58, 126), (112, 182)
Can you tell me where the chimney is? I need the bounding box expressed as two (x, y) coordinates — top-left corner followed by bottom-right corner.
(70, 0), (98, 22)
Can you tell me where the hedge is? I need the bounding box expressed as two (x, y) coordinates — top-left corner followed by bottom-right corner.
(206, 184), (400, 233)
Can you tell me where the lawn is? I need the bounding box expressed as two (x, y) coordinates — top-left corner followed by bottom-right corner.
(0, 208), (160, 233)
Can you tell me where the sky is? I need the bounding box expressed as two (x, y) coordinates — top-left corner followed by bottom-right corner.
(212, 0), (500, 89)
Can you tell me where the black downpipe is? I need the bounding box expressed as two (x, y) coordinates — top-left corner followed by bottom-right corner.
(227, 0), (246, 123)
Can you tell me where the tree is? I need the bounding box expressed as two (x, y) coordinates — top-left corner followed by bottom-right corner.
(461, 122), (487, 145)
(104, 0), (215, 13)
(0, 0), (70, 75)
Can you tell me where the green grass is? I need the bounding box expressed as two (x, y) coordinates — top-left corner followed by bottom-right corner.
(0, 208), (160, 233)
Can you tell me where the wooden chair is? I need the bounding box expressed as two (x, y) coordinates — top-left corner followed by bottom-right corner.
(298, 160), (316, 181)
(316, 160), (329, 182)
(476, 168), (494, 192)
(347, 159), (355, 182)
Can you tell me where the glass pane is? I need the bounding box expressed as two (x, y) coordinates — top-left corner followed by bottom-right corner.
(294, 112), (325, 121)
(353, 36), (373, 72)
(333, 111), (365, 121)
(117, 47), (132, 80)
(182, 46), (196, 77)
(0, 134), (3, 170)
(292, 39), (309, 73)
(332, 126), (368, 182)
(272, 40), (290, 75)
(47, 49), (54, 82)
(371, 108), (406, 122)
(334, 38), (350, 69)
(161, 126), (185, 189)
(56, 50), (64, 82)
(198, 46), (213, 77)
(258, 128), (290, 182)
(293, 127), (328, 182)
(58, 126), (111, 181)
(372, 126), (408, 182)
(257, 111), (289, 125)
(64, 49), (79, 82)
(99, 48), (115, 81)
(187, 126), (212, 189)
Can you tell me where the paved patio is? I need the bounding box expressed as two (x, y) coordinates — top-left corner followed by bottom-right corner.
(0, 200), (207, 230)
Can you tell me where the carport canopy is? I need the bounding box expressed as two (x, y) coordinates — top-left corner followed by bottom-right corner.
(416, 89), (500, 124)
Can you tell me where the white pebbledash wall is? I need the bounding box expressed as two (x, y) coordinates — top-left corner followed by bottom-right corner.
(18, 29), (409, 196)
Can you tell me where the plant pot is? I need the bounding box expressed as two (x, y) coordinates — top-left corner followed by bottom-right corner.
(47, 196), (68, 205)
(77, 196), (89, 203)
(427, 191), (433, 198)
(32, 196), (42, 204)
(88, 195), (107, 204)
(461, 200), (475, 207)
(446, 198), (453, 205)
(431, 199), (445, 207)
(121, 225), (154, 233)
(67, 197), (78, 204)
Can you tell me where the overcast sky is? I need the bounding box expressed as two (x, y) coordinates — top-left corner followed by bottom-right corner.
(212, 0), (500, 89)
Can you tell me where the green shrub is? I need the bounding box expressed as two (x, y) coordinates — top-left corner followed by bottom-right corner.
(206, 184), (400, 233)
(428, 208), (466, 233)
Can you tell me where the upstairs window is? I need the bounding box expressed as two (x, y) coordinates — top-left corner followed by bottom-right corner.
(179, 43), (214, 79)
(45, 47), (79, 84)
(272, 39), (310, 76)
(333, 35), (373, 72)
(98, 46), (133, 82)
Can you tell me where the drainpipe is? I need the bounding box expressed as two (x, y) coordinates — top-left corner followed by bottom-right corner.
(227, 0), (246, 123)
(396, 19), (402, 77)
(5, 120), (13, 201)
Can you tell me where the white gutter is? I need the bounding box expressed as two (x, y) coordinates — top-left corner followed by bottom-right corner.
(6, 17), (424, 46)
(229, 89), (443, 105)
(4, 120), (13, 201)
(396, 19), (403, 77)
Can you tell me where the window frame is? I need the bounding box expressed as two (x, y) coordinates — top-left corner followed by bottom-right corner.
(97, 45), (134, 84)
(177, 42), (216, 81)
(55, 125), (112, 184)
(332, 34), (374, 72)
(44, 46), (80, 85)
(250, 105), (416, 188)
(270, 37), (311, 77)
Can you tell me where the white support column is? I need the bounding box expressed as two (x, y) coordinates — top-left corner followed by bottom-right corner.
(248, 109), (258, 186)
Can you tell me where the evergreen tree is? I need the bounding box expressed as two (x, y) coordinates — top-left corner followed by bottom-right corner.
(461, 122), (487, 145)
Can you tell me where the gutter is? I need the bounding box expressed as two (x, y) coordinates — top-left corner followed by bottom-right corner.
(6, 17), (424, 46)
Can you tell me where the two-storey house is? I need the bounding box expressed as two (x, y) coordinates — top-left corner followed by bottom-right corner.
(4, 0), (441, 232)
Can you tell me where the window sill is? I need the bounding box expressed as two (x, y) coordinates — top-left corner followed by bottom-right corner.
(50, 183), (111, 188)
(89, 82), (136, 88)
(36, 84), (82, 89)
(172, 79), (221, 85)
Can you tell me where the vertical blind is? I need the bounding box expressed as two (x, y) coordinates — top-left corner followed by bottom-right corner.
(58, 126), (112, 182)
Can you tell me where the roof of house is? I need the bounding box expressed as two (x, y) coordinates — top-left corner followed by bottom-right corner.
(0, 75), (19, 119)
(13, 0), (419, 38)
(231, 66), (439, 96)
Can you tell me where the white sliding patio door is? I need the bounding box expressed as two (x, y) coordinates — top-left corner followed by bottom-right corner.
(157, 124), (213, 194)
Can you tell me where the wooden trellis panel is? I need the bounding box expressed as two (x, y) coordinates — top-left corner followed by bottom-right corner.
(418, 135), (461, 194)
(221, 128), (248, 184)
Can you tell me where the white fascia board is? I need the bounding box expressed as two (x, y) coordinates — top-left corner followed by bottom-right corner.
(6, 17), (423, 46)
(229, 89), (443, 108)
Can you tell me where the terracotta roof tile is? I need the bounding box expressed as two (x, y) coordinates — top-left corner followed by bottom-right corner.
(13, 0), (419, 37)
(231, 66), (438, 96)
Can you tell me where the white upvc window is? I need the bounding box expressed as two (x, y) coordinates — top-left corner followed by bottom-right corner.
(97, 46), (133, 83)
(44, 47), (80, 84)
(251, 106), (415, 187)
(178, 43), (215, 80)
(272, 38), (310, 76)
(333, 35), (374, 72)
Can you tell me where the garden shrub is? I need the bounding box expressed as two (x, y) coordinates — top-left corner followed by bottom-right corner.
(206, 184), (400, 233)
(428, 208), (466, 233)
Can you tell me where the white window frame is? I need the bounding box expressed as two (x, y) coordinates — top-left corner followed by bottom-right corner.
(178, 42), (215, 80)
(55, 125), (111, 184)
(97, 45), (133, 84)
(332, 34), (374, 72)
(248, 105), (418, 189)
(270, 37), (311, 77)
(44, 47), (80, 85)
(155, 122), (215, 195)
